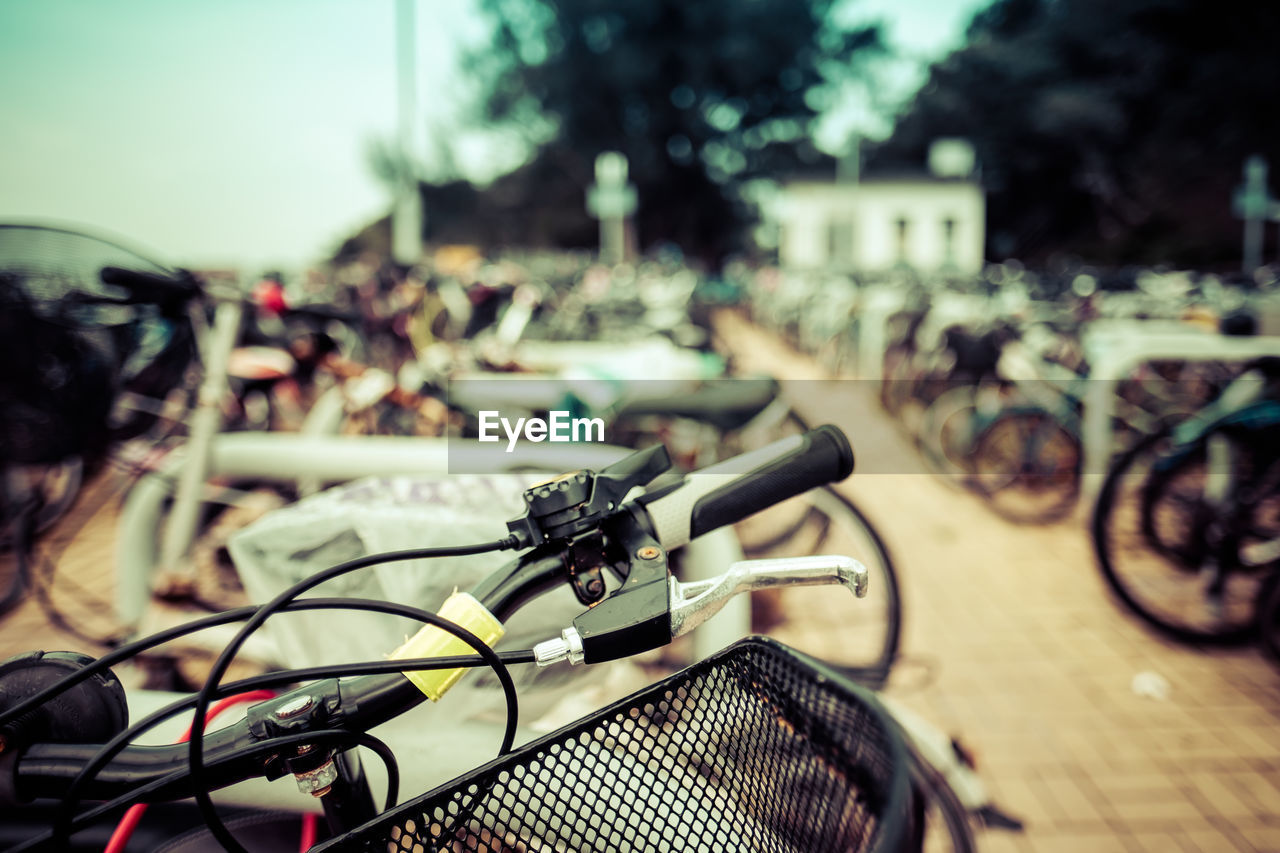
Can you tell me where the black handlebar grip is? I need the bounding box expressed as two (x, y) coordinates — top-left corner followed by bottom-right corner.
(636, 425), (854, 551)
(100, 266), (203, 303)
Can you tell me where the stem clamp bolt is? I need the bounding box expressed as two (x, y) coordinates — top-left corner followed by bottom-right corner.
(273, 695), (314, 721)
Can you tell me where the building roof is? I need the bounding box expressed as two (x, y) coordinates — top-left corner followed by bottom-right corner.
(781, 169), (981, 188)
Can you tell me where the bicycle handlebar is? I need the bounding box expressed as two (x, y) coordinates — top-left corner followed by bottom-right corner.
(5, 426), (857, 809)
(99, 266), (204, 305)
(635, 424), (854, 549)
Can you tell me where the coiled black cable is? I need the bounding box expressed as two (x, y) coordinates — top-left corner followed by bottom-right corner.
(41, 596), (528, 851)
(187, 537), (519, 853)
(0, 540), (516, 732)
(16, 729), (398, 853)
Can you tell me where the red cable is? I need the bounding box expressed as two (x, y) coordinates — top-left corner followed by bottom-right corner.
(299, 812), (318, 851)
(103, 690), (277, 853)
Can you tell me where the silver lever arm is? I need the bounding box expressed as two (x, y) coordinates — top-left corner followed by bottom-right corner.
(533, 554), (868, 667)
(669, 554), (868, 639)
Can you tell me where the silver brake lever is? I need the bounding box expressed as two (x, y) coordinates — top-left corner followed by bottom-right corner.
(532, 554), (868, 667)
(669, 555), (868, 639)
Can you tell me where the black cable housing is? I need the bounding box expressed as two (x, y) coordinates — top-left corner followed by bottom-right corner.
(38, 594), (523, 849)
(186, 540), (516, 853)
(14, 729), (396, 853)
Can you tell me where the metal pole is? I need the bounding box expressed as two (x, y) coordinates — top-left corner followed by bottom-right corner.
(1243, 156), (1267, 274)
(392, 0), (422, 265)
(154, 299), (242, 594)
(587, 152), (636, 266)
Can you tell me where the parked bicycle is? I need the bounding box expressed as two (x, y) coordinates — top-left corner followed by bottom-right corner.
(0, 426), (973, 851)
(1092, 357), (1280, 648)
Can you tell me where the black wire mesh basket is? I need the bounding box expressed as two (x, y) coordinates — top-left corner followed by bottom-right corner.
(318, 636), (911, 853)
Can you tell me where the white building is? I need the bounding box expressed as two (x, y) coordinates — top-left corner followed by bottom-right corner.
(764, 140), (986, 275)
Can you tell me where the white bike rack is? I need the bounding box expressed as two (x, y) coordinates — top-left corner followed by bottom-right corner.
(1080, 321), (1280, 498)
(855, 287), (993, 380)
(114, 434), (751, 651)
(855, 285), (907, 380)
(115, 435), (633, 626)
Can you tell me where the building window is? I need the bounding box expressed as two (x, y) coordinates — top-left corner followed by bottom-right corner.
(827, 217), (853, 266)
(942, 217), (957, 266)
(895, 217), (910, 264)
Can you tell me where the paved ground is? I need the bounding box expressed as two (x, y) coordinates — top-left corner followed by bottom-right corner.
(3, 313), (1279, 851)
(0, 465), (132, 655)
(714, 311), (1280, 853)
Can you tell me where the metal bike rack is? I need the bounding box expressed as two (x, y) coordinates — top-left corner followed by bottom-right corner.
(855, 287), (992, 380)
(114, 434), (749, 650)
(116, 435), (631, 626)
(1080, 322), (1280, 499)
(855, 285), (907, 380)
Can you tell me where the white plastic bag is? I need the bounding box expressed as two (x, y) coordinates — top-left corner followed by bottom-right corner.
(227, 472), (611, 723)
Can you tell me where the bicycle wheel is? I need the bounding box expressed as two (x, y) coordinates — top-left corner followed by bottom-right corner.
(0, 458), (84, 546)
(1258, 569), (1280, 667)
(880, 345), (915, 416)
(905, 743), (978, 853)
(916, 386), (980, 484)
(1092, 430), (1272, 645)
(969, 407), (1080, 524)
(737, 485), (901, 689)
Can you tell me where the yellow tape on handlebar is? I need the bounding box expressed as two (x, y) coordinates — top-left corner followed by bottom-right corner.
(389, 592), (505, 701)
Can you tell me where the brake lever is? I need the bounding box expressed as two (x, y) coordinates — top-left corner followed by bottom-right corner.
(668, 555), (868, 639)
(532, 553), (869, 667)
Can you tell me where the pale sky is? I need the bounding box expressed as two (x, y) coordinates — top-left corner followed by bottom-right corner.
(0, 0), (987, 270)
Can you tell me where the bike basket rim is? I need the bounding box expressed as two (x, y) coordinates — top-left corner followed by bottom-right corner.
(316, 635), (911, 853)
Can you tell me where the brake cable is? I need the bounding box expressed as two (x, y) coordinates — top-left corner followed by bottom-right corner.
(187, 537), (520, 853)
(41, 595), (525, 850)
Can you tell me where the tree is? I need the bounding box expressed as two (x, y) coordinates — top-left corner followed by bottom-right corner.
(443, 0), (882, 264)
(869, 0), (1280, 269)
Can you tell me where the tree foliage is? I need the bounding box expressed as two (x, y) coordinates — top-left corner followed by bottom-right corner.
(869, 0), (1280, 268)
(442, 0), (882, 263)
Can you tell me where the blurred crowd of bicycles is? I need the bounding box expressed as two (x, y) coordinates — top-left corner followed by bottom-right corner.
(747, 260), (1280, 667)
(4, 220), (1280, 677)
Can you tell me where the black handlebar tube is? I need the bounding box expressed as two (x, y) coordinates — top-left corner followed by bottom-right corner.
(7, 546), (572, 807)
(634, 424), (854, 550)
(4, 599), (446, 803)
(31, 596), (523, 852)
(8, 426), (857, 846)
(14, 730), (395, 853)
(294, 547), (573, 761)
(14, 652), (528, 807)
(99, 266), (203, 309)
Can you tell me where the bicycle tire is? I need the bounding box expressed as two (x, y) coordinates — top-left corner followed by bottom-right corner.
(880, 346), (914, 417)
(904, 741), (978, 853)
(968, 406), (1080, 525)
(1258, 569), (1280, 667)
(1092, 430), (1266, 645)
(0, 458), (84, 548)
(0, 516), (32, 619)
(916, 386), (980, 485)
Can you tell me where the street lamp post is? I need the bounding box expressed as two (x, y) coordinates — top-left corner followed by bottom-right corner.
(392, 0), (423, 266)
(586, 152), (638, 266)
(1233, 155), (1280, 275)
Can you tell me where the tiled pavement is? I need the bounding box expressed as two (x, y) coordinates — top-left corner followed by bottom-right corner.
(3, 313), (1278, 851)
(714, 311), (1280, 852)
